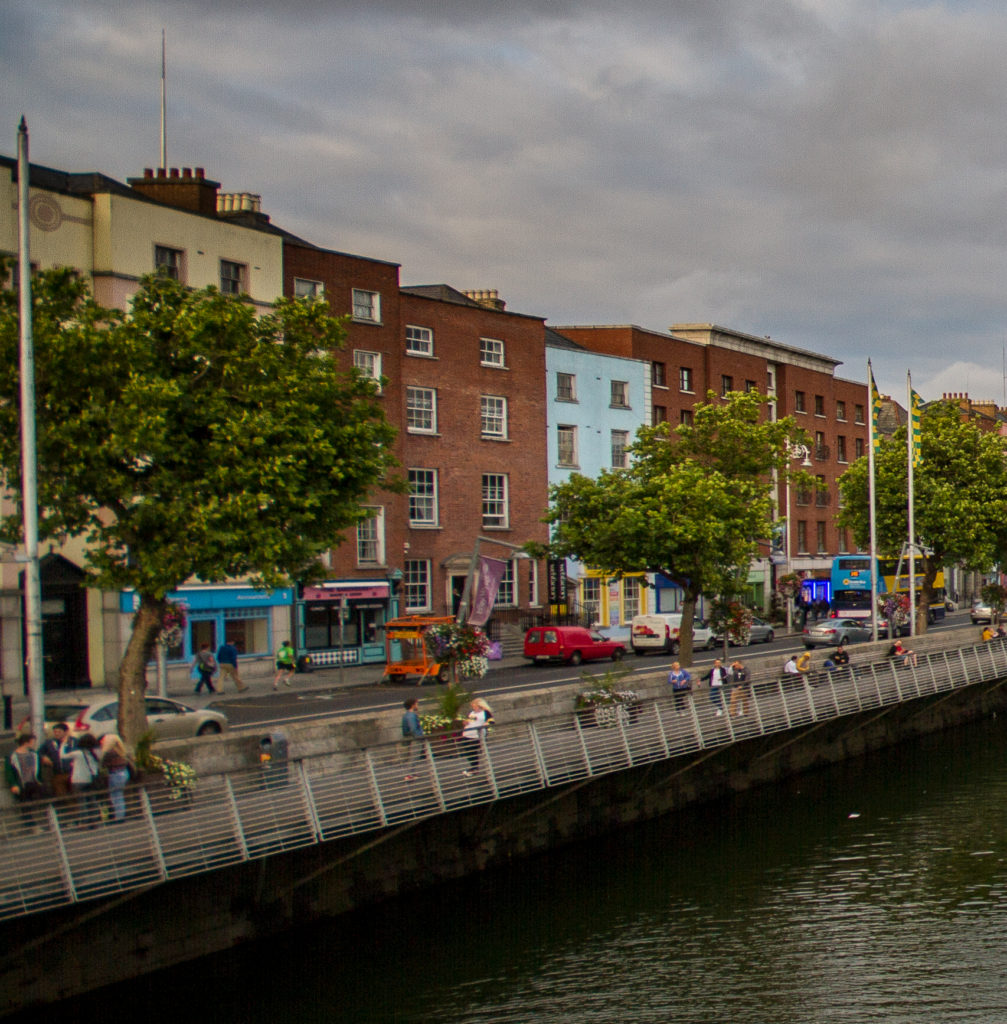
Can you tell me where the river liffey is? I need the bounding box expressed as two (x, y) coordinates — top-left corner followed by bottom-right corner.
(62, 717), (1007, 1023)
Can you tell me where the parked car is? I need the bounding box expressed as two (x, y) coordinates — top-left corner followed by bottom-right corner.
(630, 613), (714, 656)
(44, 696), (228, 740)
(971, 600), (994, 624)
(803, 619), (873, 648)
(523, 625), (626, 666)
(713, 616), (776, 647)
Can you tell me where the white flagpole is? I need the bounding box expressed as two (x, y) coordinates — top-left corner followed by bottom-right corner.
(160, 30), (167, 170)
(907, 372), (917, 637)
(868, 360), (879, 643)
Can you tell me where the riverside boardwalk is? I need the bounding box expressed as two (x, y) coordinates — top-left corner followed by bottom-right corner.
(0, 623), (1000, 922)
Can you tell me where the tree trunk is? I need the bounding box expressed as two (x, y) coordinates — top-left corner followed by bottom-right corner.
(117, 594), (167, 748)
(917, 560), (938, 636)
(678, 591), (698, 666)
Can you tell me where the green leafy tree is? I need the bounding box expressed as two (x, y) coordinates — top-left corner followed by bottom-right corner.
(0, 269), (398, 743)
(541, 391), (798, 664)
(837, 401), (1007, 634)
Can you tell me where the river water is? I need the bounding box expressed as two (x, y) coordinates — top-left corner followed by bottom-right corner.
(64, 717), (1007, 1023)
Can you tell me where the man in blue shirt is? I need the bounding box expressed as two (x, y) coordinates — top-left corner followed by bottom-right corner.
(401, 698), (425, 780)
(216, 640), (248, 693)
(667, 661), (692, 715)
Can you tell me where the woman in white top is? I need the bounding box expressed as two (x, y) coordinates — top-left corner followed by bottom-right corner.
(65, 733), (101, 826)
(460, 698), (493, 777)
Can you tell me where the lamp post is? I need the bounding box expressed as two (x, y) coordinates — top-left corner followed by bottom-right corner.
(784, 443), (813, 634)
(456, 536), (531, 625)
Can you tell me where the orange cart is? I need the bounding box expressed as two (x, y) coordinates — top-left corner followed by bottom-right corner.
(381, 615), (455, 684)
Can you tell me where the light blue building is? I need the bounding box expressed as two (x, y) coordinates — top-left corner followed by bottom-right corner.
(545, 329), (652, 630)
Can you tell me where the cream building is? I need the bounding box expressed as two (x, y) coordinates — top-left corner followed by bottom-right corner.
(0, 156), (287, 697)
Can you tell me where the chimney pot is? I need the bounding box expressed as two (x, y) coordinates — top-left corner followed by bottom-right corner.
(143, 168), (153, 179)
(169, 167), (179, 179)
(195, 167), (204, 179)
(156, 167), (167, 178)
(182, 167), (192, 178)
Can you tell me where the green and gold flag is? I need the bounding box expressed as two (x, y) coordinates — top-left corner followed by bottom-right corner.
(910, 386), (923, 466)
(869, 362), (883, 452)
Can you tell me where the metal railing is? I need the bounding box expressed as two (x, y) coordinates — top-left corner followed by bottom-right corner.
(1, 638), (1006, 922)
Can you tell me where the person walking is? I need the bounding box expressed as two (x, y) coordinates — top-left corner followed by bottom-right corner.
(191, 643), (218, 694)
(400, 698), (425, 780)
(461, 698), (493, 777)
(667, 661), (692, 714)
(728, 659), (750, 717)
(273, 640), (296, 690)
(216, 639), (248, 693)
(707, 659), (728, 716)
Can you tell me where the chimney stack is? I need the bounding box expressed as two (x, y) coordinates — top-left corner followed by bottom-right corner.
(463, 289), (506, 311)
(128, 166), (221, 216)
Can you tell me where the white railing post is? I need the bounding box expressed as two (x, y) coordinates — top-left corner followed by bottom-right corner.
(223, 775), (251, 861)
(45, 803), (77, 903)
(138, 788), (169, 882)
(363, 750), (389, 828)
(296, 761), (324, 840)
(527, 722), (550, 788)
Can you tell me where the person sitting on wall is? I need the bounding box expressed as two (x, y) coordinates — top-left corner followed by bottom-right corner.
(832, 641), (850, 667)
(890, 638), (917, 668)
(982, 624), (996, 643)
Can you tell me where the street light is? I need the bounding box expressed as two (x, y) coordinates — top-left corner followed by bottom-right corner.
(784, 443), (813, 635)
(456, 536), (531, 625)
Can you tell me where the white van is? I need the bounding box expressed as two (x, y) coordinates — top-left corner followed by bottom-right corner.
(630, 613), (714, 656)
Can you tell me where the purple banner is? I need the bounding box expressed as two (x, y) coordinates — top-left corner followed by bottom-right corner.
(468, 556), (508, 625)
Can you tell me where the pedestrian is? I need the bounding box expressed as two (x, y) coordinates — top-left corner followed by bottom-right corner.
(100, 734), (131, 823)
(400, 698), (425, 780)
(667, 661), (692, 714)
(707, 659), (728, 716)
(832, 641), (850, 667)
(191, 642), (217, 694)
(461, 698), (493, 776)
(39, 722), (75, 798)
(273, 639), (296, 690)
(216, 639), (248, 693)
(728, 659), (749, 717)
(65, 733), (101, 827)
(796, 650), (812, 675)
(783, 654), (800, 675)
(5, 732), (45, 830)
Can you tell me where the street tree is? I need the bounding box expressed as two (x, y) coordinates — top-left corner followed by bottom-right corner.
(0, 269), (398, 743)
(541, 391), (798, 664)
(837, 401), (1007, 633)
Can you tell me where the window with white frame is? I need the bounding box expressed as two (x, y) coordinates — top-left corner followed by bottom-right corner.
(480, 395), (508, 439)
(557, 425), (578, 467)
(294, 277), (323, 299)
(154, 245), (183, 281)
(497, 559), (516, 606)
(556, 372), (576, 401)
(219, 259), (246, 295)
(482, 473), (509, 528)
(582, 578), (601, 624)
(610, 380), (630, 408)
(352, 288), (381, 323)
(622, 577), (642, 621)
(403, 559), (431, 611)
(611, 430), (630, 468)
(405, 325), (433, 356)
(356, 507), (385, 565)
(408, 468), (438, 525)
(353, 350), (382, 392)
(406, 387), (437, 433)
(480, 337), (505, 367)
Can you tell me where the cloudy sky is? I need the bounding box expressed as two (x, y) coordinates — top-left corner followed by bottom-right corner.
(4, 0), (1007, 400)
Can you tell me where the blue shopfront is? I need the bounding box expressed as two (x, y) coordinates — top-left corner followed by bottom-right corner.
(119, 585), (294, 664)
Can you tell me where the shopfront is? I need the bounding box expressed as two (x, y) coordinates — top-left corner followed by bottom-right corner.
(296, 579), (394, 667)
(119, 584), (293, 664)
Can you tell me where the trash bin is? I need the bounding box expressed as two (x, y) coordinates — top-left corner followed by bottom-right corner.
(296, 654), (313, 674)
(259, 730), (290, 789)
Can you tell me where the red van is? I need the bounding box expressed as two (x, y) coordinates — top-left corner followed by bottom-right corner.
(523, 625), (626, 666)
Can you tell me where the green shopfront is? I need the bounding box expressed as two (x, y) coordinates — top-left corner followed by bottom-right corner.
(296, 579), (396, 667)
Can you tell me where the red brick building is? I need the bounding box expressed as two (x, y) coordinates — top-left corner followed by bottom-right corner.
(556, 322), (871, 607)
(283, 238), (550, 664)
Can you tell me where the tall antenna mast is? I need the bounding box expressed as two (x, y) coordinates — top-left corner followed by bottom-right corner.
(160, 29), (167, 169)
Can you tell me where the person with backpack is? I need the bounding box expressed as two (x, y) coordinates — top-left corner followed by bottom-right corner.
(191, 642), (218, 694)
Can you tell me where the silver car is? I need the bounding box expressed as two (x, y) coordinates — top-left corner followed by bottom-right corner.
(44, 696), (228, 740)
(715, 616), (776, 646)
(971, 600), (994, 624)
(802, 619), (873, 648)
